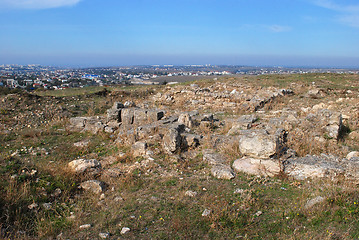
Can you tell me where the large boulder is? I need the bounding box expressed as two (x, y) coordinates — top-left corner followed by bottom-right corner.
(162, 126), (183, 153)
(238, 129), (286, 159)
(232, 157), (281, 177)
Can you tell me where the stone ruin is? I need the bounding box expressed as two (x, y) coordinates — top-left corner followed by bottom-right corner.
(67, 86), (359, 186)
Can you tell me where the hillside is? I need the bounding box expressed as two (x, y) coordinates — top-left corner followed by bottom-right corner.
(1, 74), (359, 239)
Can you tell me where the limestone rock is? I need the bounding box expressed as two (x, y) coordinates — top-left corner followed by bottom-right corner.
(68, 159), (101, 173)
(99, 232), (110, 239)
(347, 151), (359, 160)
(227, 115), (258, 135)
(83, 117), (105, 134)
(69, 117), (87, 130)
(132, 141), (148, 157)
(106, 102), (123, 122)
(211, 165), (235, 180)
(285, 155), (344, 180)
(238, 129), (285, 159)
(320, 110), (343, 139)
(305, 196), (325, 209)
(79, 224), (92, 229)
(232, 157), (281, 177)
(120, 227), (130, 234)
(162, 124), (184, 153)
(349, 131), (359, 140)
(182, 133), (200, 149)
(124, 101), (135, 108)
(178, 113), (193, 128)
(185, 190), (198, 197)
(202, 209), (211, 217)
(80, 180), (106, 194)
(121, 108), (135, 125)
(203, 152), (224, 165)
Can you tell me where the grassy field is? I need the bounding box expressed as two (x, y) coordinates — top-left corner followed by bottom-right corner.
(1, 73), (359, 239)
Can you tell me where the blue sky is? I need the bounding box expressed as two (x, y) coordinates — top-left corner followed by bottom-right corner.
(0, 0), (359, 67)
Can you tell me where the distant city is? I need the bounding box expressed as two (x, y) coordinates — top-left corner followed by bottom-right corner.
(1, 64), (358, 90)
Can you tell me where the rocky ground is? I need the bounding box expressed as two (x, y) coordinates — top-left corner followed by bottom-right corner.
(1, 74), (359, 239)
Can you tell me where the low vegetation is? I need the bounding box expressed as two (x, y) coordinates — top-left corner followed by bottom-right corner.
(0, 74), (358, 239)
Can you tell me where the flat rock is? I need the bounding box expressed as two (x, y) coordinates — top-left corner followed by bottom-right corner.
(232, 157), (281, 177)
(285, 155), (344, 180)
(305, 196), (325, 209)
(202, 150), (226, 165)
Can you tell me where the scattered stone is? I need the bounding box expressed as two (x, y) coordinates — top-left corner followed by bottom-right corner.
(51, 188), (62, 198)
(28, 203), (38, 210)
(305, 196), (325, 209)
(120, 227), (131, 234)
(254, 211), (263, 217)
(42, 202), (52, 210)
(202, 151), (226, 165)
(202, 209), (211, 217)
(68, 159), (101, 174)
(73, 140), (90, 147)
(211, 165), (235, 180)
(99, 232), (110, 239)
(234, 188), (245, 194)
(227, 115), (258, 135)
(182, 133), (200, 148)
(79, 224), (92, 229)
(185, 190), (198, 197)
(100, 193), (106, 200)
(80, 180), (106, 194)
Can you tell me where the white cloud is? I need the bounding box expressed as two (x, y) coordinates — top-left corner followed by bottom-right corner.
(312, 0), (359, 28)
(0, 0), (81, 9)
(314, 0), (359, 12)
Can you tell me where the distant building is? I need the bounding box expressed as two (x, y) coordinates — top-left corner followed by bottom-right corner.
(6, 79), (19, 88)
